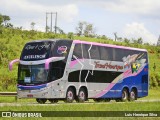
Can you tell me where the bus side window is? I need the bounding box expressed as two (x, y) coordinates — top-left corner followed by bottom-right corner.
(49, 61), (65, 81)
(82, 44), (89, 59)
(114, 48), (124, 61)
(100, 47), (113, 61)
(72, 44), (82, 60)
(90, 45), (100, 60)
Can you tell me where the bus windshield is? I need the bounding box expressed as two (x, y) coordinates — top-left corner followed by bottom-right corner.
(18, 64), (48, 85)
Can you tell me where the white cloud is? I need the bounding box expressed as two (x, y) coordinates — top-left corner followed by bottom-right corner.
(82, 0), (160, 18)
(0, 0), (79, 30)
(123, 22), (157, 44)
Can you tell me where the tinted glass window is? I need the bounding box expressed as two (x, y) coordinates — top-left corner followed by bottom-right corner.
(136, 52), (148, 63)
(114, 48), (124, 61)
(89, 45), (100, 59)
(68, 70), (122, 83)
(72, 44), (82, 59)
(100, 47), (113, 61)
(48, 61), (65, 81)
(82, 44), (89, 59)
(52, 40), (72, 61)
(72, 43), (89, 60)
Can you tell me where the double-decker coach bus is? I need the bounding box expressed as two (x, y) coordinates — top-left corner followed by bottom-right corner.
(9, 39), (149, 104)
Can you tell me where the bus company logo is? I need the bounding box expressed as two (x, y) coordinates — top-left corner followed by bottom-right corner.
(25, 44), (50, 51)
(57, 46), (67, 54)
(132, 63), (141, 73)
(94, 61), (123, 71)
(24, 55), (46, 60)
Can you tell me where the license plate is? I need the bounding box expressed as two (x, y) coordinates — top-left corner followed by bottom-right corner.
(22, 90), (30, 93)
(27, 94), (33, 98)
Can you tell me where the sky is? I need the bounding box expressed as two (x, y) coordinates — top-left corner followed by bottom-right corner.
(0, 0), (160, 44)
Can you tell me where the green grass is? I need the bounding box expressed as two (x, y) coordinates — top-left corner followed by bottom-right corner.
(0, 102), (160, 120)
(0, 102), (160, 111)
(139, 88), (160, 100)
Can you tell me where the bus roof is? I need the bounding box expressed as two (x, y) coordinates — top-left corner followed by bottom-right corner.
(73, 40), (147, 52)
(25, 39), (147, 52)
(25, 39), (72, 44)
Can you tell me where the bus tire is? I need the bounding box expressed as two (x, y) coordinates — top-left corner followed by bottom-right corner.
(65, 87), (75, 103)
(129, 89), (137, 101)
(121, 88), (129, 102)
(77, 88), (87, 103)
(48, 99), (58, 103)
(36, 98), (47, 104)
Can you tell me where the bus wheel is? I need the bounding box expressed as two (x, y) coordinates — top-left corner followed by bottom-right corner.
(77, 88), (87, 103)
(129, 89), (136, 101)
(48, 99), (58, 103)
(36, 98), (47, 104)
(121, 88), (129, 102)
(65, 88), (75, 103)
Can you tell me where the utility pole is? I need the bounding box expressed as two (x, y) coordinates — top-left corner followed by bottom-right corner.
(51, 12), (52, 32)
(55, 12), (57, 34)
(46, 12), (48, 33)
(45, 12), (57, 33)
(114, 32), (117, 41)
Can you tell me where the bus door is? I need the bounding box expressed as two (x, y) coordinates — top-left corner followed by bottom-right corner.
(141, 74), (148, 96)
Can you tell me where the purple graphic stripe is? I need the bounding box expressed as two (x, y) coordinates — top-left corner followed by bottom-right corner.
(18, 84), (47, 90)
(94, 83), (115, 98)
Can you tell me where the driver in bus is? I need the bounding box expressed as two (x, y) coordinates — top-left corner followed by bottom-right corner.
(36, 68), (46, 81)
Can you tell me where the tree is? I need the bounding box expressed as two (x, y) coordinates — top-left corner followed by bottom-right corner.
(75, 21), (86, 36)
(117, 37), (123, 42)
(137, 37), (143, 44)
(67, 32), (74, 39)
(144, 42), (150, 46)
(132, 39), (138, 44)
(124, 38), (130, 44)
(56, 26), (65, 34)
(75, 21), (96, 37)
(0, 14), (12, 28)
(157, 35), (160, 46)
(84, 23), (96, 37)
(3, 15), (10, 26)
(101, 35), (107, 40)
(31, 22), (36, 30)
(0, 14), (3, 26)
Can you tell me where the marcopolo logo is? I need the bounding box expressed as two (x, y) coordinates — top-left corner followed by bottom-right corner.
(57, 46), (67, 54)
